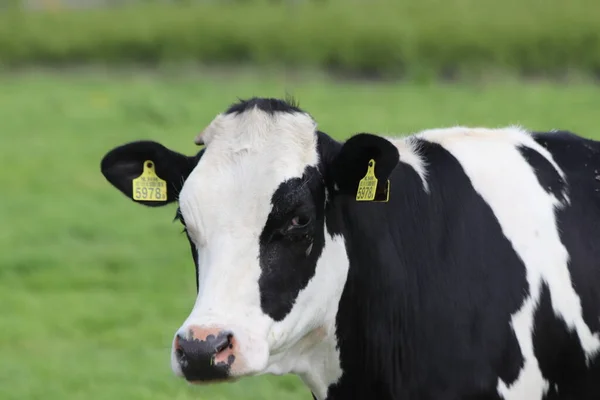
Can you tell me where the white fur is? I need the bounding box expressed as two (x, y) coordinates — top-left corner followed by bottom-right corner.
(173, 106), (347, 398)
(387, 135), (430, 192)
(419, 126), (600, 399)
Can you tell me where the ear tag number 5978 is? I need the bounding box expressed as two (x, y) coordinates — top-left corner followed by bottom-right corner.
(132, 160), (167, 202)
(356, 159), (378, 201)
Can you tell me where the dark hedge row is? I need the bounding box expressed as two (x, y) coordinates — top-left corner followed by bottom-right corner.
(2, 0), (600, 79)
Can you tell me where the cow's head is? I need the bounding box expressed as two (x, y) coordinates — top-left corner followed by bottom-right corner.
(100, 98), (399, 393)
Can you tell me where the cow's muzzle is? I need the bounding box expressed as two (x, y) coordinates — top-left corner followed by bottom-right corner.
(174, 326), (237, 383)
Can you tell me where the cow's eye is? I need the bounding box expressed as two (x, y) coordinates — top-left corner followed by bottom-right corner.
(286, 215), (311, 232)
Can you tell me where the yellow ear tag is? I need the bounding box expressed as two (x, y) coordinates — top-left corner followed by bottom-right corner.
(356, 159), (379, 201)
(132, 160), (167, 202)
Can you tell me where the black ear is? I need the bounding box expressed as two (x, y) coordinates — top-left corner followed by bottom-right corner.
(100, 140), (202, 207)
(329, 133), (399, 200)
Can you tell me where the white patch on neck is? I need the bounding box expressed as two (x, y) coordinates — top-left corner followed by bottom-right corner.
(263, 233), (349, 400)
(419, 126), (600, 399)
(386, 135), (430, 192)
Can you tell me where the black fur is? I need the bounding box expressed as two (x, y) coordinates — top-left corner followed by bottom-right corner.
(517, 145), (568, 204)
(533, 282), (587, 399)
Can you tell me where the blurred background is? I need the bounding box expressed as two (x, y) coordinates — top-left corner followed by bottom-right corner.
(1, 0), (599, 399)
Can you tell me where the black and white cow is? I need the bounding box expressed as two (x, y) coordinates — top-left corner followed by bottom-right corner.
(100, 97), (600, 400)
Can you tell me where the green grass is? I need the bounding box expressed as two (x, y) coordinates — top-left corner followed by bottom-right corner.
(1, 68), (600, 400)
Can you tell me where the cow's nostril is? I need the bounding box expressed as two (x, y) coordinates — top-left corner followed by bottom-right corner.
(175, 347), (186, 365)
(214, 333), (233, 354)
(174, 334), (187, 364)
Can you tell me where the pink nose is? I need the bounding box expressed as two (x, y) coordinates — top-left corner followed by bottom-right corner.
(174, 326), (237, 382)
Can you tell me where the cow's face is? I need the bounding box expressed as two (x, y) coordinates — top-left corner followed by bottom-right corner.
(100, 98), (399, 390)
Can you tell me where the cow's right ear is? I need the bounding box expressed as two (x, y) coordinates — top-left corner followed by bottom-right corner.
(327, 133), (399, 200)
(100, 140), (202, 207)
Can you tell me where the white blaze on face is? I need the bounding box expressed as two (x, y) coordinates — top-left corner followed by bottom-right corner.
(170, 105), (349, 395)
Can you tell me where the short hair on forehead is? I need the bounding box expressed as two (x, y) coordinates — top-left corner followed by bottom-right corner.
(196, 95), (318, 154)
(224, 96), (303, 116)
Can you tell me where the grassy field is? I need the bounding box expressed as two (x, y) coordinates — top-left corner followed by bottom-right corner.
(1, 68), (600, 400)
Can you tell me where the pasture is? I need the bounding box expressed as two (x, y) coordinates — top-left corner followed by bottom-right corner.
(1, 68), (599, 400)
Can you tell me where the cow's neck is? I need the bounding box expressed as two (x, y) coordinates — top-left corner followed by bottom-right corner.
(265, 322), (343, 400)
(317, 179), (424, 399)
(263, 231), (350, 400)
(295, 330), (346, 400)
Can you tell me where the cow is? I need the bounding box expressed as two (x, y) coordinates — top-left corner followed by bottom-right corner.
(100, 97), (600, 400)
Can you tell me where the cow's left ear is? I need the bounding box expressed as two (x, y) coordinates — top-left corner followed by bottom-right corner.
(100, 140), (202, 207)
(328, 133), (399, 200)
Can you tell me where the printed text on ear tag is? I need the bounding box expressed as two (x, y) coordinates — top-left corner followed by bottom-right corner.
(356, 159), (378, 201)
(132, 160), (167, 202)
